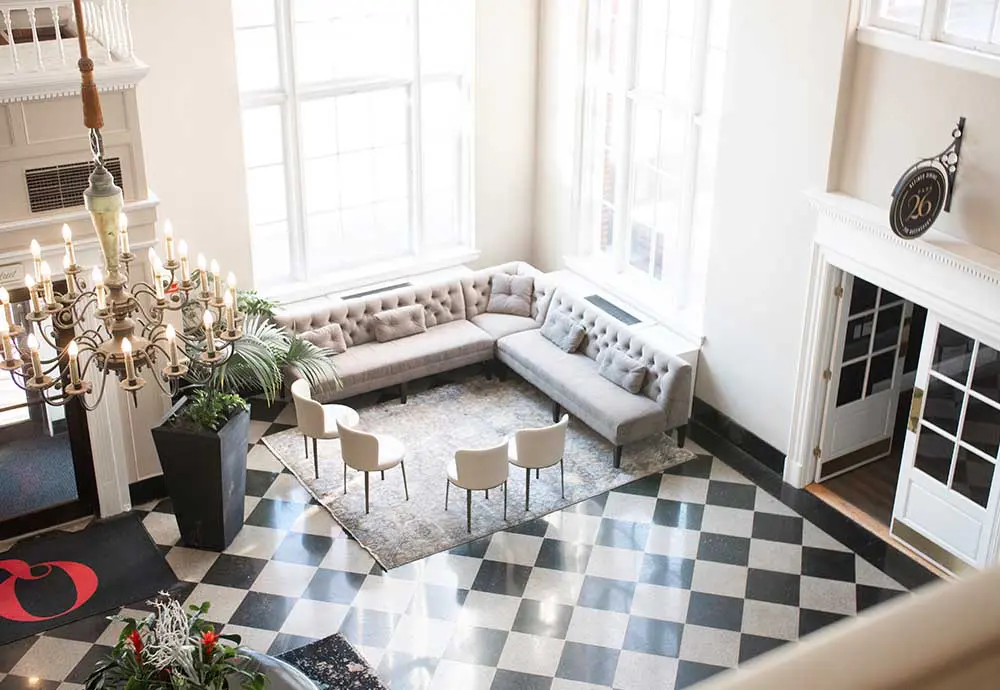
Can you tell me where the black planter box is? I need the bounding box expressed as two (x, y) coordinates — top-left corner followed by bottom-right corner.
(151, 399), (249, 550)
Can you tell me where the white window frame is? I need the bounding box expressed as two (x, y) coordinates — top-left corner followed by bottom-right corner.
(860, 0), (1000, 79)
(237, 0), (475, 294)
(574, 0), (718, 328)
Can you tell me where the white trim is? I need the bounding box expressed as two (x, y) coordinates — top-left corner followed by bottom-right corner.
(857, 26), (1000, 79)
(260, 246), (480, 304)
(0, 196), (159, 236)
(0, 59), (149, 103)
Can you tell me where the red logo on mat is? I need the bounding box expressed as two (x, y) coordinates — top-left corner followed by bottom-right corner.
(0, 560), (98, 622)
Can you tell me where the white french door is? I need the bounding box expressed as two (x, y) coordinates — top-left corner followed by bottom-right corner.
(817, 275), (913, 481)
(893, 314), (1000, 570)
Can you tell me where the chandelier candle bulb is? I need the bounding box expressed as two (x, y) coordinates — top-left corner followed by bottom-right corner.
(163, 220), (175, 262)
(119, 213), (130, 255)
(210, 260), (221, 300)
(203, 310), (216, 356)
(197, 254), (208, 297)
(153, 263), (165, 301)
(0, 313), (12, 363)
(223, 290), (235, 333)
(40, 262), (54, 306)
(165, 324), (179, 368)
(29, 240), (41, 281)
(0, 288), (13, 328)
(121, 336), (136, 382)
(178, 241), (190, 283)
(92, 268), (107, 311)
(27, 334), (42, 381)
(63, 254), (77, 297)
(24, 276), (41, 314)
(67, 339), (80, 387)
(61, 225), (77, 267)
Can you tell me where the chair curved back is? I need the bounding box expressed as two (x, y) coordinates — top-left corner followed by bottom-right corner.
(453, 442), (509, 491)
(514, 414), (569, 469)
(338, 421), (381, 472)
(291, 379), (326, 437)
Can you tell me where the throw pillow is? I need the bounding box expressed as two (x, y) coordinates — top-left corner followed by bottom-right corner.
(598, 348), (647, 394)
(300, 323), (347, 354)
(373, 304), (427, 343)
(540, 310), (587, 353)
(486, 274), (534, 317)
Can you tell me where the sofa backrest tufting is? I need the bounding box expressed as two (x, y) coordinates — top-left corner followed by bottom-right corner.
(544, 288), (688, 410)
(462, 261), (557, 325)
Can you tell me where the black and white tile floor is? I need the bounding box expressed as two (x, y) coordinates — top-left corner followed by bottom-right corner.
(0, 399), (938, 690)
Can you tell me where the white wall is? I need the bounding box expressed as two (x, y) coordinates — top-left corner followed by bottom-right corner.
(695, 0), (853, 453)
(839, 45), (1000, 254)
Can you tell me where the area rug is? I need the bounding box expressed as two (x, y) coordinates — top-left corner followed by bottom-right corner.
(263, 376), (693, 569)
(279, 634), (387, 690)
(0, 513), (176, 644)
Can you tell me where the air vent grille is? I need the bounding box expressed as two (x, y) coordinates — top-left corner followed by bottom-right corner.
(25, 158), (124, 213)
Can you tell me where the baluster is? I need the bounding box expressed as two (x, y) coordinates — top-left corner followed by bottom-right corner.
(29, 7), (45, 72)
(107, 0), (119, 56)
(100, 0), (111, 61)
(121, 0), (133, 58)
(1, 9), (18, 74)
(112, 0), (124, 57)
(51, 5), (66, 66)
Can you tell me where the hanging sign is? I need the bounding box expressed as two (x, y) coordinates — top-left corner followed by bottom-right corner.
(889, 117), (964, 240)
(0, 262), (24, 288)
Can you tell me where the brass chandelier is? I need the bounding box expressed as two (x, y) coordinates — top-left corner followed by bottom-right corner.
(0, 0), (243, 410)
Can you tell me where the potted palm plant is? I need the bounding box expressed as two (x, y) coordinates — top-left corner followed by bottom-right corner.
(151, 291), (337, 550)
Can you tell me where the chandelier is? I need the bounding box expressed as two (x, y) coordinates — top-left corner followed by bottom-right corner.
(0, 1), (242, 410)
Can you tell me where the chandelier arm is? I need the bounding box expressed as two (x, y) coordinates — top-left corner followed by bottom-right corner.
(6, 369), (30, 393)
(79, 348), (103, 380)
(149, 366), (174, 398)
(77, 369), (111, 412)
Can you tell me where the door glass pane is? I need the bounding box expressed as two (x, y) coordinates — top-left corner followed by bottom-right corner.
(961, 396), (1000, 459)
(914, 426), (954, 485)
(849, 278), (878, 315)
(844, 315), (874, 361)
(873, 304), (903, 352)
(972, 343), (1000, 404)
(837, 361), (866, 407)
(952, 446), (994, 508)
(867, 350), (896, 396)
(933, 325), (974, 384)
(925, 375), (964, 436)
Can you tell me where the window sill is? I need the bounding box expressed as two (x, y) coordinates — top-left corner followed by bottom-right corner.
(260, 247), (482, 305)
(562, 255), (705, 344)
(857, 26), (1000, 80)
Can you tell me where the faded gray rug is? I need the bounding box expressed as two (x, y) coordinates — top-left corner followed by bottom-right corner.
(263, 376), (693, 569)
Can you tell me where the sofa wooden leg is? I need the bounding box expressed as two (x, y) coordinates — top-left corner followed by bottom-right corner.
(613, 445), (623, 468)
(484, 361), (494, 380)
(552, 401), (561, 423)
(677, 425), (688, 448)
(400, 381), (408, 404)
(497, 364), (508, 382)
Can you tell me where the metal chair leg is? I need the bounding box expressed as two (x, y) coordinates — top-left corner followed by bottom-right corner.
(364, 472), (370, 514)
(525, 467), (530, 511)
(381, 470), (385, 480)
(503, 481), (508, 520)
(344, 462), (347, 494)
(536, 468), (540, 479)
(313, 438), (319, 478)
(560, 458), (565, 498)
(304, 435), (309, 458)
(401, 461), (409, 500)
(466, 489), (472, 533)
(485, 488), (489, 500)
(445, 479), (450, 510)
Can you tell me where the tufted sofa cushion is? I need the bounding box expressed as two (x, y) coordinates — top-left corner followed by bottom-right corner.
(487, 274), (534, 317)
(373, 304), (427, 342)
(540, 309), (587, 354)
(300, 323), (348, 354)
(462, 262), (556, 325)
(598, 348), (647, 394)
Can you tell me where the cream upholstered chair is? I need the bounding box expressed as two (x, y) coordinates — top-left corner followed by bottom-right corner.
(446, 442), (509, 533)
(290, 379), (360, 479)
(509, 414), (569, 510)
(337, 421), (408, 514)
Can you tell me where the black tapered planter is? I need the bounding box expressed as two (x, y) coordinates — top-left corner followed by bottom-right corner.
(151, 398), (249, 550)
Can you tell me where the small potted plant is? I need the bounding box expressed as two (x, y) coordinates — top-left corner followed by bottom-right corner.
(151, 290), (337, 550)
(85, 595), (315, 690)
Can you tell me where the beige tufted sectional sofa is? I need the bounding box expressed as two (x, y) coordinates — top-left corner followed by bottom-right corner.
(274, 261), (691, 466)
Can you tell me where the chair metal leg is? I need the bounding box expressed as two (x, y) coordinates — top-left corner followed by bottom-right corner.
(466, 489), (472, 533)
(364, 472), (370, 514)
(381, 471), (385, 480)
(503, 481), (508, 520)
(525, 467), (530, 511)
(304, 435), (309, 458)
(560, 458), (565, 498)
(344, 462), (347, 494)
(445, 479), (450, 510)
(536, 468), (540, 479)
(613, 445), (623, 468)
(485, 488), (489, 500)
(552, 401), (561, 423)
(313, 438), (319, 478)
(401, 461), (409, 500)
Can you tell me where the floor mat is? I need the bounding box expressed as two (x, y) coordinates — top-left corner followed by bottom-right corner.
(0, 434), (77, 521)
(0, 513), (176, 645)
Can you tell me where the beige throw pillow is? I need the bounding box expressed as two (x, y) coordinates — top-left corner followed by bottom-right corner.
(373, 305), (427, 342)
(540, 310), (586, 353)
(300, 323), (347, 354)
(487, 274), (534, 317)
(598, 348), (647, 394)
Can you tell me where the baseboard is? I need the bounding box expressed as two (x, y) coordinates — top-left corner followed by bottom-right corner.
(691, 398), (786, 475)
(129, 475), (167, 507)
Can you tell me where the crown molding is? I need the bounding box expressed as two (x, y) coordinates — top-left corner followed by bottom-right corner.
(0, 59), (149, 104)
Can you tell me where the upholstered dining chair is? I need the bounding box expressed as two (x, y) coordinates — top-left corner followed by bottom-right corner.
(337, 421), (408, 514)
(446, 442), (509, 533)
(509, 414), (569, 510)
(290, 379), (360, 479)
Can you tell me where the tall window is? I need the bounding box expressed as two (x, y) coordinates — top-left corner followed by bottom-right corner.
(577, 0), (728, 313)
(865, 0), (1000, 54)
(233, 0), (473, 288)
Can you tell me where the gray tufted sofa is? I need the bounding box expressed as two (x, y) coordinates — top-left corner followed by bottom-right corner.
(273, 262), (691, 466)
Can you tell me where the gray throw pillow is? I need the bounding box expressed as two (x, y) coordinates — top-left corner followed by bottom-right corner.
(540, 310), (586, 353)
(372, 305), (427, 343)
(487, 274), (533, 317)
(300, 323), (347, 354)
(598, 348), (647, 394)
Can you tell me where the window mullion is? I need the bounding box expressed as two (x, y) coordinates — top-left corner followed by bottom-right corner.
(921, 0), (943, 40)
(410, 0), (424, 257)
(275, 0), (306, 281)
(614, 0), (640, 274)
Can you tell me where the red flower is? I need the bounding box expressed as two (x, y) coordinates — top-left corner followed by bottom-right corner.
(201, 629), (219, 657)
(128, 629), (143, 662)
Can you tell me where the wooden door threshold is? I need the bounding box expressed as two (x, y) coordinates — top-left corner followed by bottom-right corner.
(806, 482), (953, 581)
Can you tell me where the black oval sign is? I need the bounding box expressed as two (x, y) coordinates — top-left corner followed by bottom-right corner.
(890, 165), (948, 240)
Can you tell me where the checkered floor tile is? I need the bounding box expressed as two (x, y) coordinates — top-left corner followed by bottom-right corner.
(0, 397), (932, 690)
